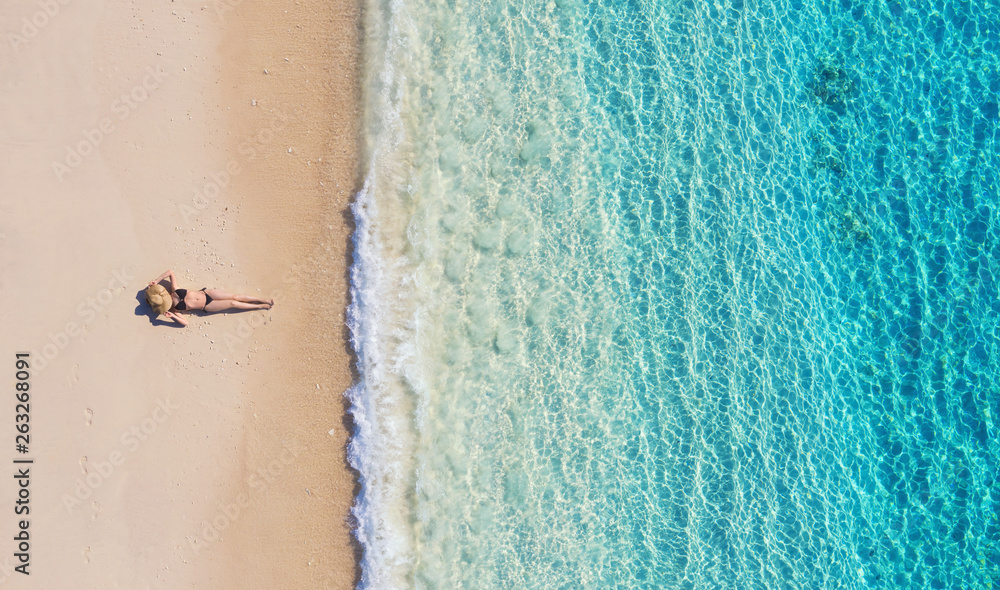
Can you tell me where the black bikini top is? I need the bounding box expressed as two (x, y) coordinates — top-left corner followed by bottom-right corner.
(174, 289), (188, 311)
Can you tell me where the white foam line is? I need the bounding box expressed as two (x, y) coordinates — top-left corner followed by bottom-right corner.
(345, 0), (420, 587)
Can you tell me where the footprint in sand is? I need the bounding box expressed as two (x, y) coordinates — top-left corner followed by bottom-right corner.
(79, 456), (88, 475)
(84, 408), (93, 426)
(92, 501), (102, 521)
(83, 546), (91, 564)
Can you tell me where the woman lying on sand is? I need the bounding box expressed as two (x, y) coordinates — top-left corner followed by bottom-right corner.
(145, 269), (273, 327)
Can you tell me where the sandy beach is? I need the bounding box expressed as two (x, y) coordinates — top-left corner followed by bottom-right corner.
(0, 0), (360, 588)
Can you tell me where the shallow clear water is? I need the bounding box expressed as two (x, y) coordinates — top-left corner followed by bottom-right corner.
(347, 0), (1000, 587)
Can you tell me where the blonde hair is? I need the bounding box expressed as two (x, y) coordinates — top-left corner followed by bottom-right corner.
(145, 284), (171, 315)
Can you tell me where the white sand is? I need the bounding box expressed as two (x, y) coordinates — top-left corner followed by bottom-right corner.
(0, 1), (360, 587)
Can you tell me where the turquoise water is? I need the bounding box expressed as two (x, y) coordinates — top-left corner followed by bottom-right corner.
(346, 0), (1000, 587)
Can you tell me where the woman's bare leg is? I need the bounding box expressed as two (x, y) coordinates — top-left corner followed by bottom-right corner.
(204, 299), (271, 313)
(203, 289), (274, 305)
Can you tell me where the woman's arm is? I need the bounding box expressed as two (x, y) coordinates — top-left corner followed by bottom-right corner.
(162, 310), (189, 327)
(150, 270), (178, 292)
